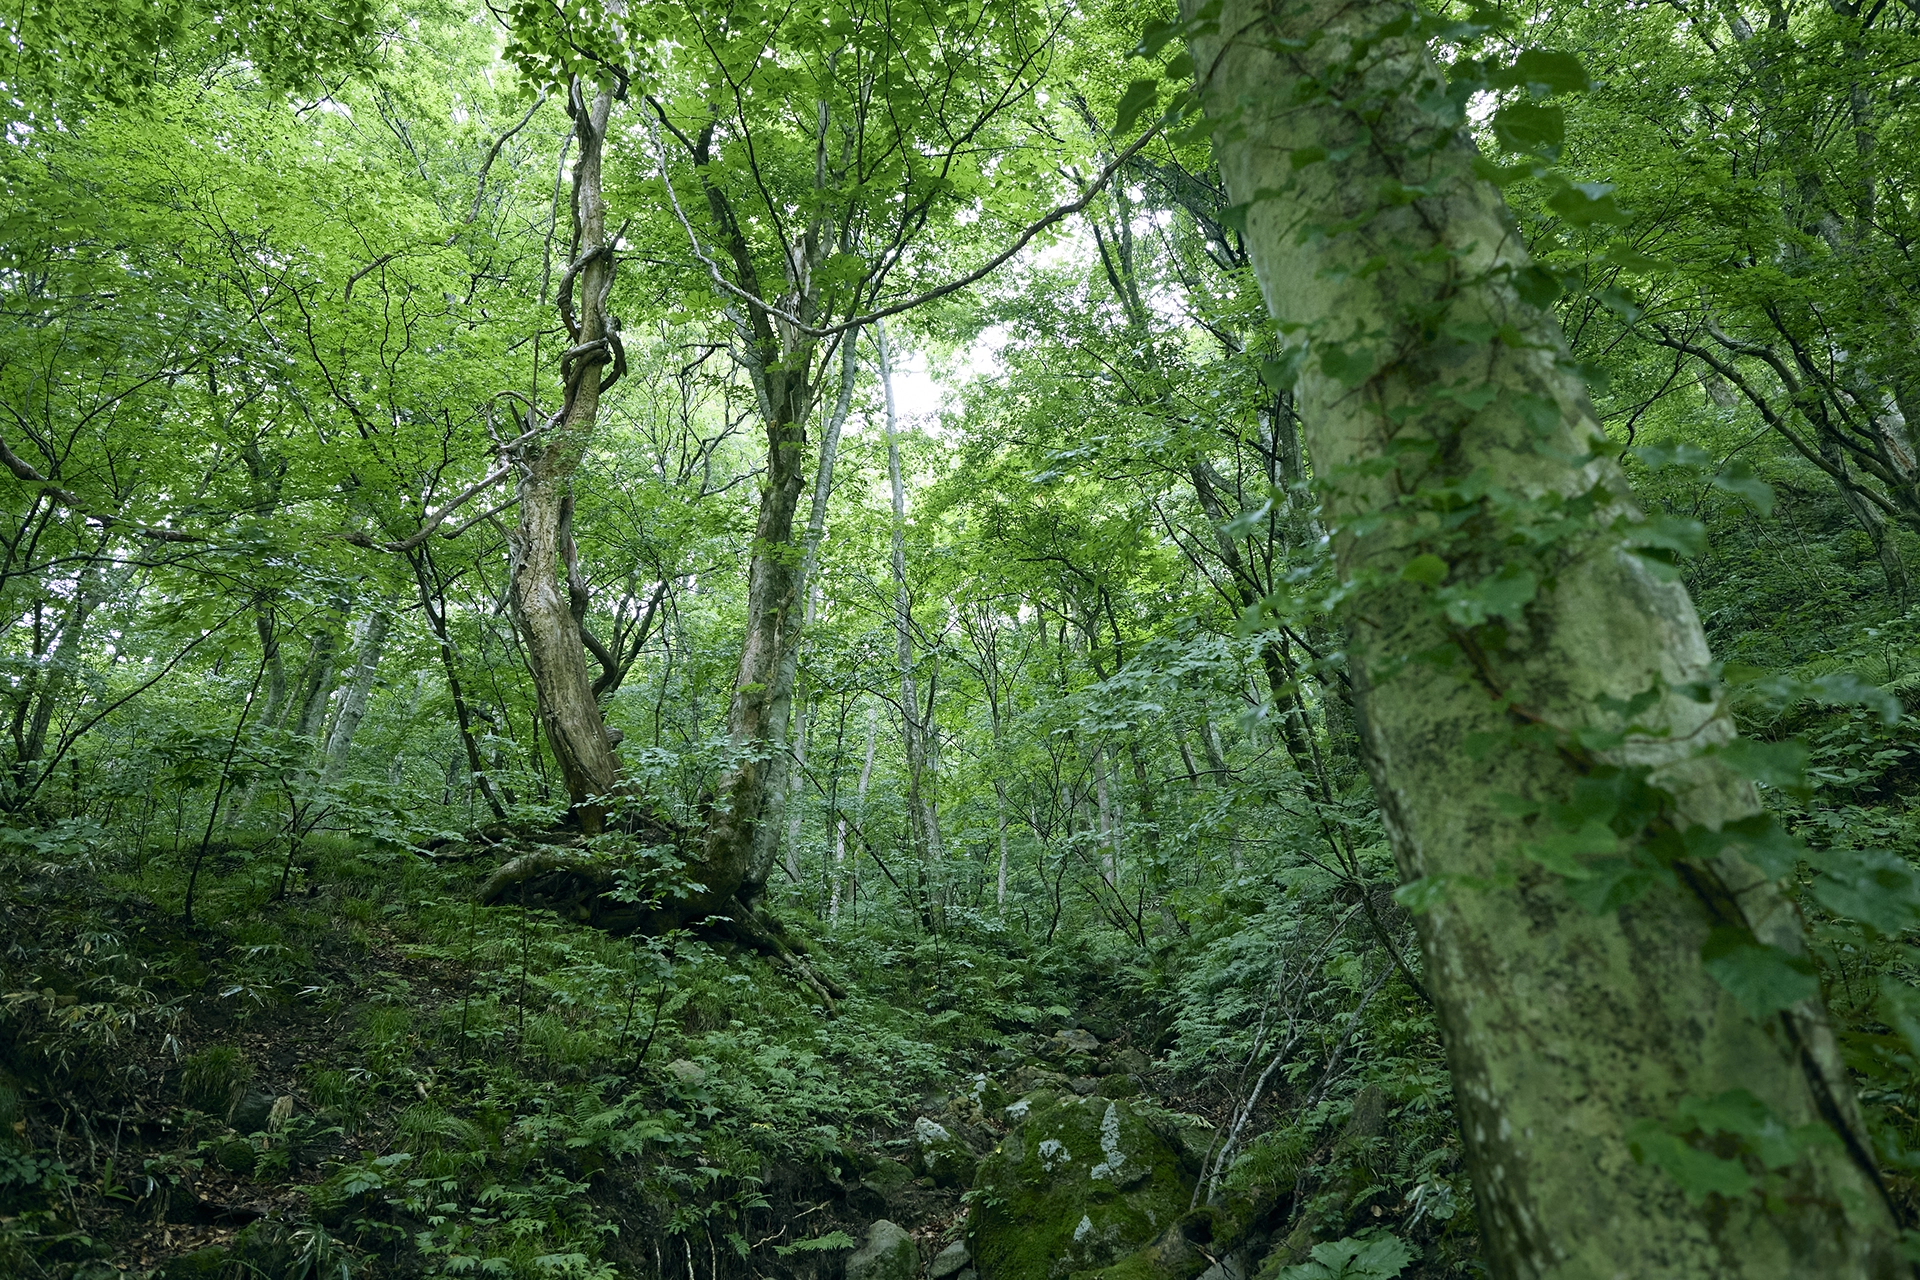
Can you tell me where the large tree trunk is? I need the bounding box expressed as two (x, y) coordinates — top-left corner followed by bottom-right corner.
(1184, 2), (1901, 1276)
(504, 81), (622, 832)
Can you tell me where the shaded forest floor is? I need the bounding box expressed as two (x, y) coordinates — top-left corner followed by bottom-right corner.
(0, 824), (1473, 1279)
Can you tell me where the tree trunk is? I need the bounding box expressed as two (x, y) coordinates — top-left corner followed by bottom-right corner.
(1184, 3), (1901, 1275)
(504, 81), (621, 832)
(744, 337), (858, 896)
(876, 321), (940, 915)
(322, 610), (389, 780)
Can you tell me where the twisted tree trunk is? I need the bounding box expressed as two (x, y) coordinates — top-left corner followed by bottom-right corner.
(1184, 1), (1902, 1275)
(504, 80), (623, 833)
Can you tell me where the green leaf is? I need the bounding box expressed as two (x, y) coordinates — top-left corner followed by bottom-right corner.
(1548, 181), (1625, 227)
(1525, 819), (1619, 879)
(1114, 79), (1161, 135)
(1632, 442), (1714, 471)
(1439, 563), (1537, 627)
(1700, 927), (1819, 1019)
(1711, 459), (1774, 515)
(1400, 553), (1449, 586)
(1260, 347), (1307, 391)
(1492, 101), (1563, 156)
(1505, 50), (1591, 95)
(774, 1230), (857, 1257)
(1511, 263), (1562, 309)
(1318, 343), (1377, 387)
(1281, 1233), (1412, 1280)
(1626, 1119), (1753, 1204)
(1136, 17), (1185, 58)
(1711, 739), (1808, 792)
(1563, 851), (1670, 914)
(1394, 875), (1457, 914)
(1808, 849), (1920, 936)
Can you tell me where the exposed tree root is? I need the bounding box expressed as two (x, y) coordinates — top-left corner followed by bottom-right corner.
(475, 840), (845, 1013)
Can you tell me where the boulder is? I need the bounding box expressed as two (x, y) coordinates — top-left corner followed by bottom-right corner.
(971, 1093), (1200, 1280)
(914, 1115), (980, 1188)
(229, 1090), (278, 1134)
(1049, 1029), (1101, 1057)
(931, 1240), (973, 1280)
(846, 1219), (918, 1280)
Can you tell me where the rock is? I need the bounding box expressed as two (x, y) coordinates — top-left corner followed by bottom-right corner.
(666, 1059), (706, 1087)
(229, 1090), (277, 1134)
(931, 1240), (972, 1280)
(1049, 1028), (1100, 1057)
(1010, 1065), (1072, 1096)
(915, 1115), (981, 1188)
(965, 1073), (1010, 1115)
(1069, 1076), (1100, 1096)
(158, 1245), (230, 1278)
(232, 1221), (294, 1276)
(212, 1135), (256, 1174)
(846, 1219), (918, 1280)
(971, 1094), (1201, 1280)
(1097, 1074), (1142, 1099)
(1102, 1047), (1151, 1077)
(864, 1157), (914, 1193)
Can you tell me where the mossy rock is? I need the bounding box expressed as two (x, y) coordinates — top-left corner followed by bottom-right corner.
(212, 1135), (257, 1174)
(915, 1115), (981, 1188)
(156, 1244), (229, 1278)
(970, 1094), (1198, 1280)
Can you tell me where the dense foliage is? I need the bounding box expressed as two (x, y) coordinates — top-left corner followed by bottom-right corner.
(3, 0), (1919, 1277)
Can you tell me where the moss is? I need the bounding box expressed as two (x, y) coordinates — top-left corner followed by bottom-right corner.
(970, 1094), (1196, 1280)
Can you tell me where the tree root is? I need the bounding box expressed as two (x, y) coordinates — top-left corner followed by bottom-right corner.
(476, 847), (844, 1013)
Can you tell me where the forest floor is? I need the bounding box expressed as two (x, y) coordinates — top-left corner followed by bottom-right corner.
(0, 824), (1236, 1280)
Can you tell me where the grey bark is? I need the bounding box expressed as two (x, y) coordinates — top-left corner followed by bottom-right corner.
(1184, 1), (1900, 1275)
(322, 611), (390, 778)
(503, 80), (622, 832)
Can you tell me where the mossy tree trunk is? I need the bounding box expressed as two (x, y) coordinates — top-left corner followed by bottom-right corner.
(1182, 1), (1903, 1275)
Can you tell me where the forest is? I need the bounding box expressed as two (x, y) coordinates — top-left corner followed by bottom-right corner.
(3, 0), (1919, 1276)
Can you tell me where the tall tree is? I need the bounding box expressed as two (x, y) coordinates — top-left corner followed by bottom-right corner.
(1181, 0), (1903, 1272)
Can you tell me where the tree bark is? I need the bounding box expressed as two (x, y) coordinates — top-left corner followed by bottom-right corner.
(322, 610), (389, 780)
(1184, 2), (1901, 1275)
(744, 337), (859, 896)
(876, 321), (941, 915)
(504, 80), (622, 832)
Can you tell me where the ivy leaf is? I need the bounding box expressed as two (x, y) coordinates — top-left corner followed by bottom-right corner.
(1136, 16), (1185, 58)
(1807, 849), (1920, 936)
(1525, 818), (1620, 879)
(1439, 563), (1537, 627)
(1548, 181), (1625, 227)
(1394, 875), (1458, 914)
(1114, 79), (1160, 135)
(1711, 459), (1774, 516)
(1318, 343), (1377, 387)
(1260, 347), (1307, 391)
(1400, 553), (1449, 586)
(1626, 1119), (1753, 1204)
(1492, 101), (1563, 156)
(1711, 739), (1809, 793)
(1563, 851), (1669, 914)
(1700, 927), (1819, 1019)
(1509, 50), (1590, 95)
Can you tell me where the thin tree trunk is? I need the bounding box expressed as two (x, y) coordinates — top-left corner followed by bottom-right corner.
(831, 706), (878, 923)
(322, 611), (390, 780)
(876, 321), (940, 913)
(1185, 2), (1899, 1274)
(503, 80), (622, 832)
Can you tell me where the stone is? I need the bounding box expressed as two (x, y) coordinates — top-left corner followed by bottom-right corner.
(931, 1240), (972, 1280)
(665, 1059), (706, 1087)
(158, 1245), (230, 1278)
(213, 1135), (257, 1174)
(1049, 1028), (1100, 1057)
(229, 1089), (277, 1134)
(1010, 1065), (1072, 1096)
(914, 1115), (981, 1188)
(965, 1073), (1010, 1115)
(846, 1219), (918, 1280)
(1097, 1074), (1142, 1099)
(1069, 1076), (1100, 1096)
(863, 1157), (914, 1193)
(971, 1094), (1200, 1280)
(1102, 1047), (1152, 1077)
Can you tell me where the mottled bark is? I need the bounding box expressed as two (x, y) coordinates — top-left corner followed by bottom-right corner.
(744, 338), (858, 896)
(504, 81), (622, 832)
(1185, 1), (1901, 1276)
